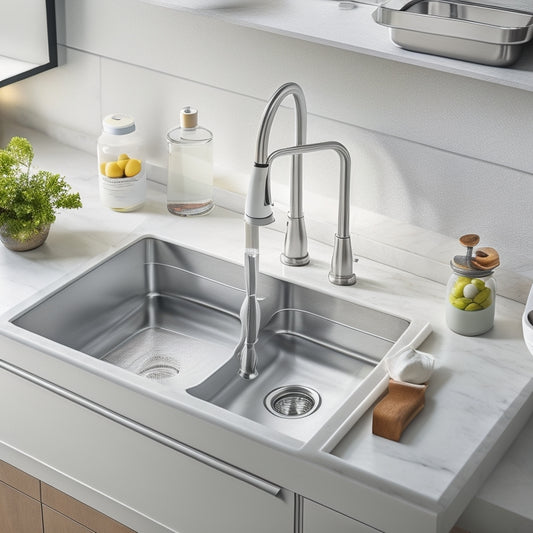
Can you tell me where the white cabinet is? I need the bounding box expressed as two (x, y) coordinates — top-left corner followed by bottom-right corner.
(0, 366), (294, 533)
(304, 499), (379, 533)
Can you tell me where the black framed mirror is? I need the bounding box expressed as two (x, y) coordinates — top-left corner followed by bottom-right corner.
(0, 0), (57, 88)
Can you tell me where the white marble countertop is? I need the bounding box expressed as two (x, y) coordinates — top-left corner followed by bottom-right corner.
(1, 124), (533, 533)
(458, 412), (533, 531)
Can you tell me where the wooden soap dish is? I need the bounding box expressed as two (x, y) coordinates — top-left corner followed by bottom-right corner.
(372, 379), (427, 442)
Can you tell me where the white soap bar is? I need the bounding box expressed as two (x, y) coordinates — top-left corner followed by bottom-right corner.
(385, 346), (435, 384)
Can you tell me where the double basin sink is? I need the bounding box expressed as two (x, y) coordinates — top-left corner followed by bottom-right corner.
(5, 236), (422, 445)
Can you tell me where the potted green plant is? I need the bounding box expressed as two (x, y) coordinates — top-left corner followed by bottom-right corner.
(0, 136), (82, 251)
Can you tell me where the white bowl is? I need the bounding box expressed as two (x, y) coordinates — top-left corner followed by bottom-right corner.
(522, 284), (533, 356)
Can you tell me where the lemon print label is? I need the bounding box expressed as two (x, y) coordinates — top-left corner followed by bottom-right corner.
(99, 154), (146, 212)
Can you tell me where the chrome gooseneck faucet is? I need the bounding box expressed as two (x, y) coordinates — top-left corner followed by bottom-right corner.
(250, 81), (309, 265)
(234, 82), (356, 380)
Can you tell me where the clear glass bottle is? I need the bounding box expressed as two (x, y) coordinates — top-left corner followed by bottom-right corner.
(97, 114), (146, 212)
(445, 234), (499, 336)
(166, 107), (214, 216)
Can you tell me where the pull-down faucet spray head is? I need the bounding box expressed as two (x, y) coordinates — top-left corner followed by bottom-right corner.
(244, 165), (274, 227)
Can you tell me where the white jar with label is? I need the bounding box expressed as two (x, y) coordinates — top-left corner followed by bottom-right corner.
(97, 114), (146, 212)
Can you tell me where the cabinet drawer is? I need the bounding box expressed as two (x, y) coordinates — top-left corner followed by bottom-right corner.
(304, 499), (379, 533)
(0, 365), (293, 533)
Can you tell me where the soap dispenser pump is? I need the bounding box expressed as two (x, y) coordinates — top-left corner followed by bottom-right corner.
(166, 106), (214, 216)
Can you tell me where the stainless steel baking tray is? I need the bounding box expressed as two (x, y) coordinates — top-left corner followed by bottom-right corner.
(373, 0), (533, 66)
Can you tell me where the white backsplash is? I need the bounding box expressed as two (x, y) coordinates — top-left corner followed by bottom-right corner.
(1, 0), (532, 302)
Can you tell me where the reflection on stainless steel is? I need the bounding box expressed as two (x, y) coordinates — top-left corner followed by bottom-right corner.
(373, 0), (533, 66)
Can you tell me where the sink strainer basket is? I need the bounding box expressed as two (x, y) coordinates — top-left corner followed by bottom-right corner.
(138, 355), (180, 381)
(264, 385), (321, 418)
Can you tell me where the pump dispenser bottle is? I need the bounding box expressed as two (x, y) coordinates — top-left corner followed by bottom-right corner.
(166, 107), (214, 216)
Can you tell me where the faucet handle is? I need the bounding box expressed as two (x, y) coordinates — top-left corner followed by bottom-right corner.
(245, 165), (275, 226)
(329, 234), (356, 286)
(281, 215), (310, 266)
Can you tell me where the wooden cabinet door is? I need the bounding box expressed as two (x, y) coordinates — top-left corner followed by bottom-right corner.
(43, 506), (93, 533)
(0, 459), (40, 500)
(42, 484), (134, 533)
(0, 480), (43, 533)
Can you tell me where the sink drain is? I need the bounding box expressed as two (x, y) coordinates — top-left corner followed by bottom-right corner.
(264, 386), (321, 418)
(138, 355), (180, 381)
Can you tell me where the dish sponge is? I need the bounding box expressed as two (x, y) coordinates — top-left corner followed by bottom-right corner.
(372, 380), (427, 442)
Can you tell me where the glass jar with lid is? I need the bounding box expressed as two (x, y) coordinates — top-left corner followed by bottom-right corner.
(445, 234), (500, 336)
(97, 113), (146, 212)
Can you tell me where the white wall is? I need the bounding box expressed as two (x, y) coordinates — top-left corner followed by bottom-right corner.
(1, 0), (532, 301)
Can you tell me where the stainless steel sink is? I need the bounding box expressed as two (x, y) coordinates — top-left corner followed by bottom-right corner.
(11, 237), (244, 388)
(7, 236), (422, 444)
(189, 304), (407, 442)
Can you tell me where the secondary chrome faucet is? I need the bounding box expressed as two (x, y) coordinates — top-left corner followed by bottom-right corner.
(266, 141), (356, 286)
(234, 82), (356, 380)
